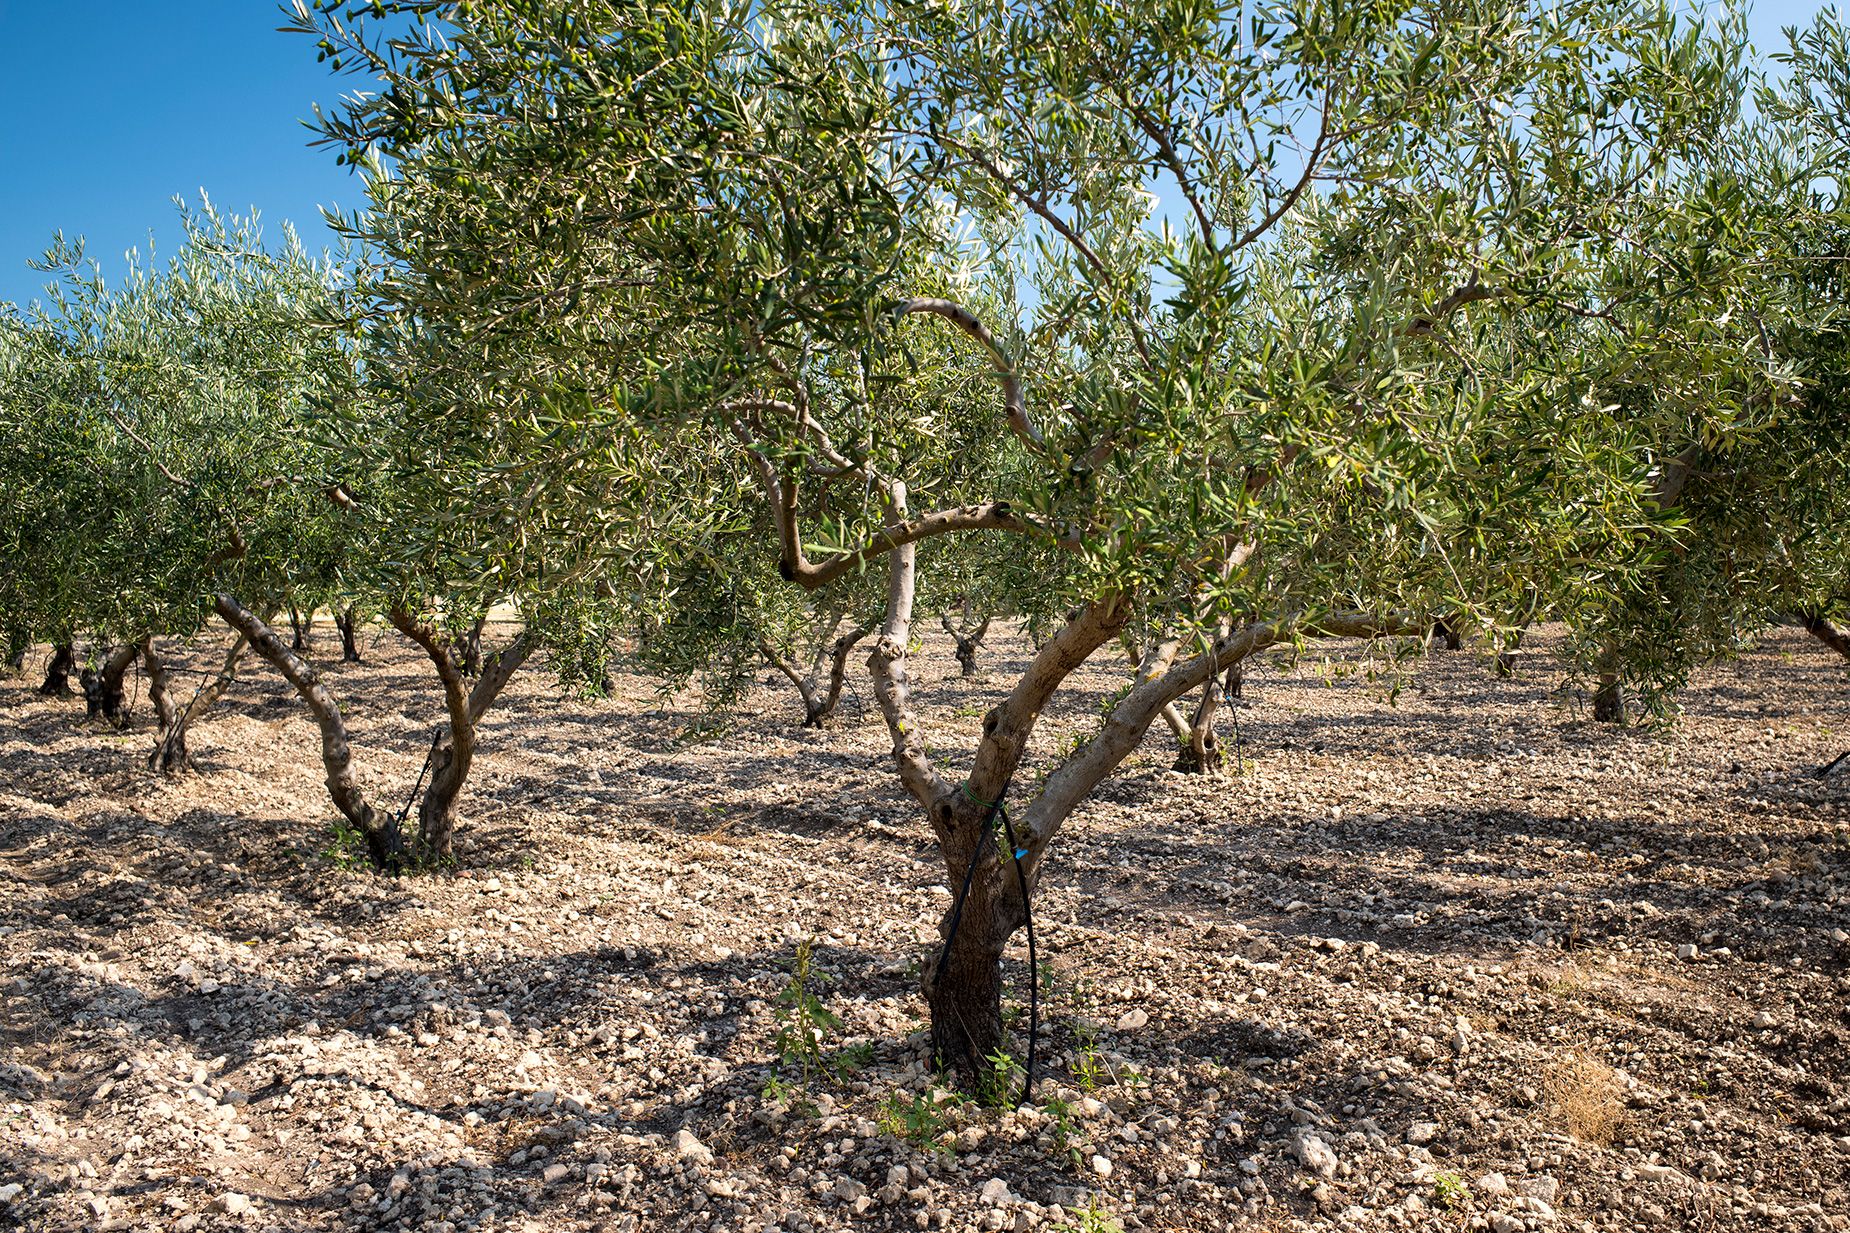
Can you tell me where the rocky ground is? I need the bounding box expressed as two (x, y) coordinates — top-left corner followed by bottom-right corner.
(2, 622), (1848, 1233)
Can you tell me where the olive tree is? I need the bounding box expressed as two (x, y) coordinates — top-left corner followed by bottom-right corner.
(300, 0), (1793, 1082)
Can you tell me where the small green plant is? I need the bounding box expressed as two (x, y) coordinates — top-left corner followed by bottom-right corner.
(320, 818), (370, 871)
(981, 1048), (1023, 1107)
(1042, 1096), (1088, 1170)
(771, 937), (840, 1090)
(1053, 1199), (1123, 1233)
(877, 1091), (954, 1147)
(759, 1074), (817, 1117)
(1433, 1171), (1471, 1211)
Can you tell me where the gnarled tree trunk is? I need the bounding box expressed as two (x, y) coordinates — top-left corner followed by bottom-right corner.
(335, 606), (363, 662)
(941, 598), (992, 678)
(1429, 615), (1463, 651)
(147, 629), (254, 774)
(761, 610), (870, 728)
(288, 607), (311, 652)
(39, 643), (75, 696)
(217, 594), (406, 872)
(81, 644), (139, 727)
(1801, 613), (1850, 664)
(390, 608), (535, 862)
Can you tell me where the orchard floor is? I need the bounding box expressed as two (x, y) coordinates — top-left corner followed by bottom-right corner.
(2, 623), (1849, 1233)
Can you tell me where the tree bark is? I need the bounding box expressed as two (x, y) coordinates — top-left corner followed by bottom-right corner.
(1592, 674), (1625, 724)
(2, 628), (26, 676)
(1175, 672), (1225, 773)
(216, 594), (406, 872)
(390, 608), (534, 862)
(289, 607), (310, 652)
(39, 643), (75, 696)
(147, 628), (253, 773)
(335, 606), (362, 662)
(82, 644), (138, 727)
(942, 600), (992, 678)
(1801, 613), (1850, 664)
(1429, 615), (1463, 651)
(141, 639), (185, 771)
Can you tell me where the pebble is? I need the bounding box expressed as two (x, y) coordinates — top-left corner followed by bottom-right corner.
(673, 1129), (714, 1165)
(979, 1177), (1012, 1206)
(1293, 1131), (1338, 1180)
(212, 1193), (251, 1216)
(1406, 1121), (1440, 1145)
(1091, 1155), (1114, 1178)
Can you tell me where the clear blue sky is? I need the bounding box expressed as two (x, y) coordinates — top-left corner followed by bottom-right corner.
(0, 1), (1835, 309)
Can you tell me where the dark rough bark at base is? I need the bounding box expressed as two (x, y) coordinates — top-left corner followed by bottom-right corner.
(82, 645), (138, 727)
(1430, 616), (1463, 651)
(954, 640), (980, 677)
(289, 608), (310, 653)
(40, 644), (75, 696)
(924, 904), (1009, 1085)
(1593, 674), (1625, 724)
(335, 608), (362, 662)
(142, 640), (188, 772)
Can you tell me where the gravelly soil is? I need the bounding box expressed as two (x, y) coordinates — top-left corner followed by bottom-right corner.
(2, 623), (1848, 1233)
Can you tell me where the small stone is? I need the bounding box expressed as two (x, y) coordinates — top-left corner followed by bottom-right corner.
(1490, 1215), (1523, 1233)
(1752, 1010), (1777, 1030)
(1406, 1121), (1440, 1145)
(1476, 1172), (1510, 1197)
(0, 1185), (20, 1203)
(1637, 1164), (1684, 1185)
(1050, 1185), (1092, 1208)
(1293, 1132), (1337, 1180)
(1676, 943), (1698, 961)
(835, 1177), (869, 1203)
(212, 1193), (251, 1216)
(1516, 1176), (1560, 1205)
(542, 1163), (569, 1184)
(672, 1129), (714, 1165)
(1091, 1155), (1113, 1178)
(980, 1177), (1012, 1206)
(1115, 1008), (1149, 1031)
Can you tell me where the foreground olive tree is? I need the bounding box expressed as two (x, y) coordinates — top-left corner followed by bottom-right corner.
(303, 0), (1790, 1082)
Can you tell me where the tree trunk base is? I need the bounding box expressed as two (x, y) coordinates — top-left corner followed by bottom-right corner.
(1592, 676), (1624, 724)
(39, 644), (75, 696)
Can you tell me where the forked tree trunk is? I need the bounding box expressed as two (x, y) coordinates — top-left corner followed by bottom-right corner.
(335, 607), (362, 662)
(147, 629), (254, 774)
(390, 608), (535, 862)
(457, 613), (488, 678)
(942, 600), (992, 678)
(39, 643), (75, 696)
(216, 594), (406, 872)
(81, 645), (139, 727)
(760, 613), (869, 729)
(1175, 672), (1226, 773)
(1801, 613), (1850, 664)
(142, 639), (183, 770)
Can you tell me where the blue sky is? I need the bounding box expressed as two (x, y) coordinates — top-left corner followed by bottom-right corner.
(0, 1), (1837, 309)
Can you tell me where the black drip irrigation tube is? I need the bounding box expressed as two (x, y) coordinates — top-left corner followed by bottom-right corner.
(933, 778), (1039, 1107)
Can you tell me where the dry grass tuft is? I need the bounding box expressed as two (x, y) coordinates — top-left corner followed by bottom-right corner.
(1544, 1053), (1626, 1145)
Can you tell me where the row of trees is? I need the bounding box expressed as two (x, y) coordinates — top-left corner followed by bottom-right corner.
(2, 0), (1847, 1086)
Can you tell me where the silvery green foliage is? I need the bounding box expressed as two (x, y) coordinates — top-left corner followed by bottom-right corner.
(0, 202), (358, 648)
